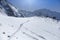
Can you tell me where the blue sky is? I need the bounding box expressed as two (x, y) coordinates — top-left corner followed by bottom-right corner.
(8, 0), (60, 12)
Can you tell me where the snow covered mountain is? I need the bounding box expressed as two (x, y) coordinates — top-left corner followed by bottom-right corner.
(33, 9), (60, 20)
(19, 9), (60, 20)
(0, 0), (23, 17)
(0, 0), (60, 21)
(0, 0), (60, 40)
(20, 9), (60, 20)
(0, 1), (60, 40)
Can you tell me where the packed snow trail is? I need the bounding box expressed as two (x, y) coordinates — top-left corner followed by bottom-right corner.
(8, 20), (30, 40)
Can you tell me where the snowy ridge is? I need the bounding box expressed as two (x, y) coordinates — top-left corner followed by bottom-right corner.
(7, 3), (21, 17)
(0, 8), (7, 16)
(0, 0), (23, 17)
(0, 15), (60, 40)
(0, 4), (7, 16)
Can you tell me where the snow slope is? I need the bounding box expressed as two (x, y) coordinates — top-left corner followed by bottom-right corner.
(0, 15), (60, 40)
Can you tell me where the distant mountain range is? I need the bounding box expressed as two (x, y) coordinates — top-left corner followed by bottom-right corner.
(19, 9), (60, 20)
(0, 0), (60, 20)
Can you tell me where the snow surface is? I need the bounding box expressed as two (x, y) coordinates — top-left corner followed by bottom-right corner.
(0, 15), (60, 40)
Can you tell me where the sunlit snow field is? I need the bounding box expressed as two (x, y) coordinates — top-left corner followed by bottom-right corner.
(0, 15), (60, 40)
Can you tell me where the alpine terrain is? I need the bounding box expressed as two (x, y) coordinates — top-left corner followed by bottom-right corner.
(0, 0), (60, 40)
